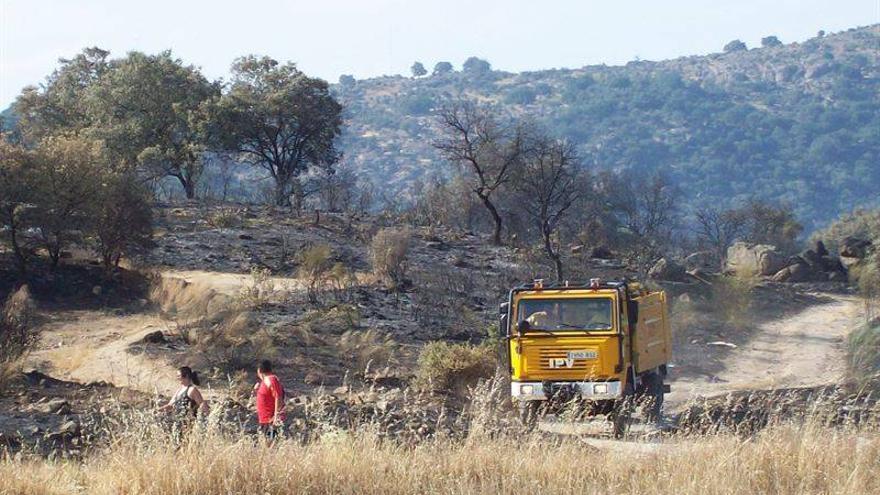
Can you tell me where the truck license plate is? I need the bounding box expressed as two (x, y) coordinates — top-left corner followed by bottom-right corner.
(568, 350), (597, 360)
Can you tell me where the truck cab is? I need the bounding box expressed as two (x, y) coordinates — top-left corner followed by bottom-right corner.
(501, 278), (671, 434)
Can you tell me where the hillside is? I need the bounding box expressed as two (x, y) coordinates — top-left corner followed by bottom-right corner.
(335, 25), (880, 230)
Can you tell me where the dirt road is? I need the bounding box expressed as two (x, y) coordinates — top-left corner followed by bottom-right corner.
(666, 293), (863, 409)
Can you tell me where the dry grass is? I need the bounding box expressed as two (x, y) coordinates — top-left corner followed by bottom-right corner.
(1, 420), (877, 495)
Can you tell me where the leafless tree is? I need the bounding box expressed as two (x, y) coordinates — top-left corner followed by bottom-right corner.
(434, 101), (525, 245)
(694, 206), (748, 266)
(516, 133), (583, 282)
(611, 172), (679, 276)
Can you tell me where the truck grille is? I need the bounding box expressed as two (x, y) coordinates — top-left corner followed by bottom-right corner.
(524, 345), (604, 374)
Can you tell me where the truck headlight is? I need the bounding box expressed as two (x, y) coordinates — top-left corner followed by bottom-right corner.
(520, 384), (534, 395)
(593, 384), (608, 394)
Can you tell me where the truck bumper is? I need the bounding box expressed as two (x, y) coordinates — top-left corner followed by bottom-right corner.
(511, 380), (622, 401)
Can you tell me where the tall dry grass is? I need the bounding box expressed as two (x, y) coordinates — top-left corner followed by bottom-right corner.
(1, 418), (877, 495)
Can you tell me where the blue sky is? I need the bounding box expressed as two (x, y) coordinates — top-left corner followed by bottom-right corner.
(1, 0), (877, 108)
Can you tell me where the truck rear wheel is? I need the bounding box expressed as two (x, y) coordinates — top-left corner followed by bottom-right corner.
(519, 401), (542, 431)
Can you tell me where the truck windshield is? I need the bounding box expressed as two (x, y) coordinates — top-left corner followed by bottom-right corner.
(517, 298), (613, 331)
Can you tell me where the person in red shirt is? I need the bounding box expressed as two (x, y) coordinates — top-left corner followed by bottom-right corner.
(254, 360), (285, 440)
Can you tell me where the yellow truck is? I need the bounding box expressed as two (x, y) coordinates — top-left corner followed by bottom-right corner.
(500, 278), (671, 435)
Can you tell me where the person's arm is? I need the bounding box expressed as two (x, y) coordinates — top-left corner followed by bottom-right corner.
(270, 378), (284, 425)
(188, 387), (208, 415)
(157, 396), (174, 412)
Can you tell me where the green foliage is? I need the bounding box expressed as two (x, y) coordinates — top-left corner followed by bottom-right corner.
(410, 61), (427, 78)
(413, 341), (496, 394)
(336, 27), (880, 232)
(724, 39), (747, 52)
(210, 55), (343, 207)
(432, 61), (453, 76)
(847, 322), (880, 390)
(462, 56), (491, 74)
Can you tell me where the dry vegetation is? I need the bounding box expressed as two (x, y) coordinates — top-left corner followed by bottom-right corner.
(1, 399), (877, 495)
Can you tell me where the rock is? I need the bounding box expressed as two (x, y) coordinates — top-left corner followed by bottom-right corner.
(238, 234), (254, 240)
(725, 242), (785, 277)
(570, 244), (585, 254)
(141, 331), (166, 344)
(91, 285), (103, 296)
(814, 240), (829, 257)
(707, 341), (738, 349)
(677, 293), (692, 305)
(684, 251), (717, 272)
(840, 236), (872, 259)
(772, 262), (812, 283)
(648, 258), (687, 281)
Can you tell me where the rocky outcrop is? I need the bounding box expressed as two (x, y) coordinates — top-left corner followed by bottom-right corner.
(725, 242), (785, 277)
(839, 236), (873, 268)
(771, 241), (848, 283)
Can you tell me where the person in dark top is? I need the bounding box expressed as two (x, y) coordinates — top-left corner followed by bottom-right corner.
(159, 366), (208, 418)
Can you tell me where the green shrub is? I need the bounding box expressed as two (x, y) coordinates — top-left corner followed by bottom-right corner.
(413, 341), (496, 394)
(847, 322), (880, 390)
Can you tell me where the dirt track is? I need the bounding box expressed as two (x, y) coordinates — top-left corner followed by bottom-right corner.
(666, 293), (863, 410)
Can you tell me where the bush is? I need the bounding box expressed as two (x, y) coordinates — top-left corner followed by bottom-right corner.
(847, 322), (880, 390)
(199, 310), (278, 372)
(370, 228), (410, 289)
(206, 208), (240, 229)
(335, 329), (396, 374)
(297, 244), (333, 304)
(413, 341), (496, 394)
(237, 267), (276, 309)
(0, 286), (38, 390)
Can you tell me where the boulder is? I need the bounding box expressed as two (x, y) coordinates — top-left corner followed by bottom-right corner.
(33, 398), (71, 415)
(840, 237), (872, 260)
(648, 258), (687, 282)
(570, 244), (585, 255)
(725, 242), (785, 277)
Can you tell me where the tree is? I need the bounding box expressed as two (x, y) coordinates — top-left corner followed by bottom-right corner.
(0, 138), (37, 273)
(14, 47), (110, 142)
(212, 56), (343, 207)
(463, 57), (491, 74)
(723, 40), (747, 53)
(432, 62), (453, 76)
(30, 136), (105, 268)
(516, 132), (583, 282)
(434, 101), (525, 245)
(338, 74), (356, 87)
(741, 199), (803, 254)
(410, 61), (427, 78)
(91, 171), (153, 270)
(89, 51), (219, 198)
(694, 206), (749, 267)
(761, 35), (782, 48)
(610, 173), (679, 276)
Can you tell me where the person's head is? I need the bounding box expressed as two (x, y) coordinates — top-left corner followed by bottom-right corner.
(257, 360), (272, 379)
(178, 366), (200, 386)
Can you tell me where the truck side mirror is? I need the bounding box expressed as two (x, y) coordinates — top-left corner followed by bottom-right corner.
(499, 302), (509, 315)
(627, 300), (639, 327)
